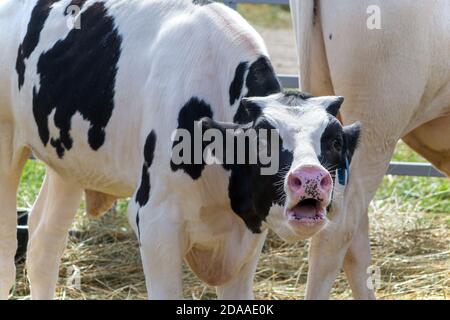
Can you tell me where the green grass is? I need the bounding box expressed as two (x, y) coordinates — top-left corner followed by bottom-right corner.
(17, 159), (46, 209)
(377, 176), (450, 217)
(237, 4), (292, 29)
(375, 142), (450, 216)
(392, 141), (427, 162)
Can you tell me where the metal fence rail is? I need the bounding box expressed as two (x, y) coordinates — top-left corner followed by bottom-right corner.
(388, 162), (444, 178)
(221, 0), (445, 178)
(223, 0), (289, 9)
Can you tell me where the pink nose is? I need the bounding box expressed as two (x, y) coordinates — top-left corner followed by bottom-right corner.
(287, 165), (332, 200)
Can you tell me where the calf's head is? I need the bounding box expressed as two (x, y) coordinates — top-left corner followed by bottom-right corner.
(201, 92), (361, 241)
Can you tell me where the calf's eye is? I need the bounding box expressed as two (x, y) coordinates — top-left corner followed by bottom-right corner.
(332, 139), (342, 151)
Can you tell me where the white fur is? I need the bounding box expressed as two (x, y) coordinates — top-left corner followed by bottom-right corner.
(291, 0), (450, 299)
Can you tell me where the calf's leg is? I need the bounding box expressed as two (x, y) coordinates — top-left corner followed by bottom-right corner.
(26, 168), (82, 299)
(129, 199), (185, 300)
(0, 123), (29, 299)
(215, 231), (267, 300)
(342, 212), (376, 299)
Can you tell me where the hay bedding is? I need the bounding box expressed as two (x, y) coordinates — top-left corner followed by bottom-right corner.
(11, 203), (449, 300)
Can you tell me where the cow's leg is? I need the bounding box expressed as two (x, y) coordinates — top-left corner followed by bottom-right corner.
(305, 128), (397, 300)
(301, 0), (433, 298)
(129, 199), (185, 300)
(26, 168), (82, 299)
(339, 113), (450, 300)
(0, 123), (29, 299)
(342, 212), (376, 299)
(215, 231), (267, 300)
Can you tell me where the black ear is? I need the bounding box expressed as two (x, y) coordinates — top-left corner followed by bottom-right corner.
(241, 98), (263, 121)
(324, 96), (344, 117)
(343, 121), (361, 161)
(199, 117), (264, 233)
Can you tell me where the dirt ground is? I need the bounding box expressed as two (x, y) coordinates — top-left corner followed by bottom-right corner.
(255, 27), (299, 75)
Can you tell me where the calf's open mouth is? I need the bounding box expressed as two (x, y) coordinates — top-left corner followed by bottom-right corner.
(286, 198), (326, 223)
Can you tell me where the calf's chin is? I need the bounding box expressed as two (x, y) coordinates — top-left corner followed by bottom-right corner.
(265, 205), (328, 243)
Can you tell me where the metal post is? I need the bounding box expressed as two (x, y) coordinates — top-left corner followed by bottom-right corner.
(223, 1), (237, 9)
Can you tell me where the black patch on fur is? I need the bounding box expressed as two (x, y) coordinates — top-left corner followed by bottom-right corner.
(64, 0), (88, 14)
(226, 119), (292, 233)
(246, 56), (282, 101)
(229, 62), (248, 106)
(319, 117), (344, 172)
(136, 210), (141, 245)
(319, 117), (361, 186)
(135, 130), (157, 245)
(329, 34), (333, 40)
(205, 116), (292, 233)
(136, 165), (150, 206)
(241, 98), (262, 121)
(32, 2), (122, 158)
(324, 96), (344, 117)
(171, 97), (213, 180)
(343, 122), (361, 162)
(233, 56), (282, 124)
(136, 131), (157, 207)
(16, 0), (61, 90)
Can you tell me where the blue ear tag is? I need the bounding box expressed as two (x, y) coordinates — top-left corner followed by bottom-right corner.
(337, 157), (349, 186)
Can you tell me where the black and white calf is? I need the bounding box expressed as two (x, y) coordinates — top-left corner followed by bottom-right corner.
(0, 0), (360, 299)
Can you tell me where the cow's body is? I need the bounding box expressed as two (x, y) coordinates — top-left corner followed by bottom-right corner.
(0, 0), (276, 299)
(9, 0), (265, 195)
(291, 0), (450, 299)
(0, 0), (361, 300)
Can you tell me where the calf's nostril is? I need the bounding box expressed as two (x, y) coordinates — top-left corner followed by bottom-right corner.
(289, 175), (302, 190)
(320, 174), (332, 190)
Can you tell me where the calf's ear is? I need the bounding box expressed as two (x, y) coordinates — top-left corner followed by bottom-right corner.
(241, 98), (264, 121)
(343, 121), (362, 161)
(324, 96), (344, 117)
(310, 96), (344, 116)
(199, 117), (264, 234)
